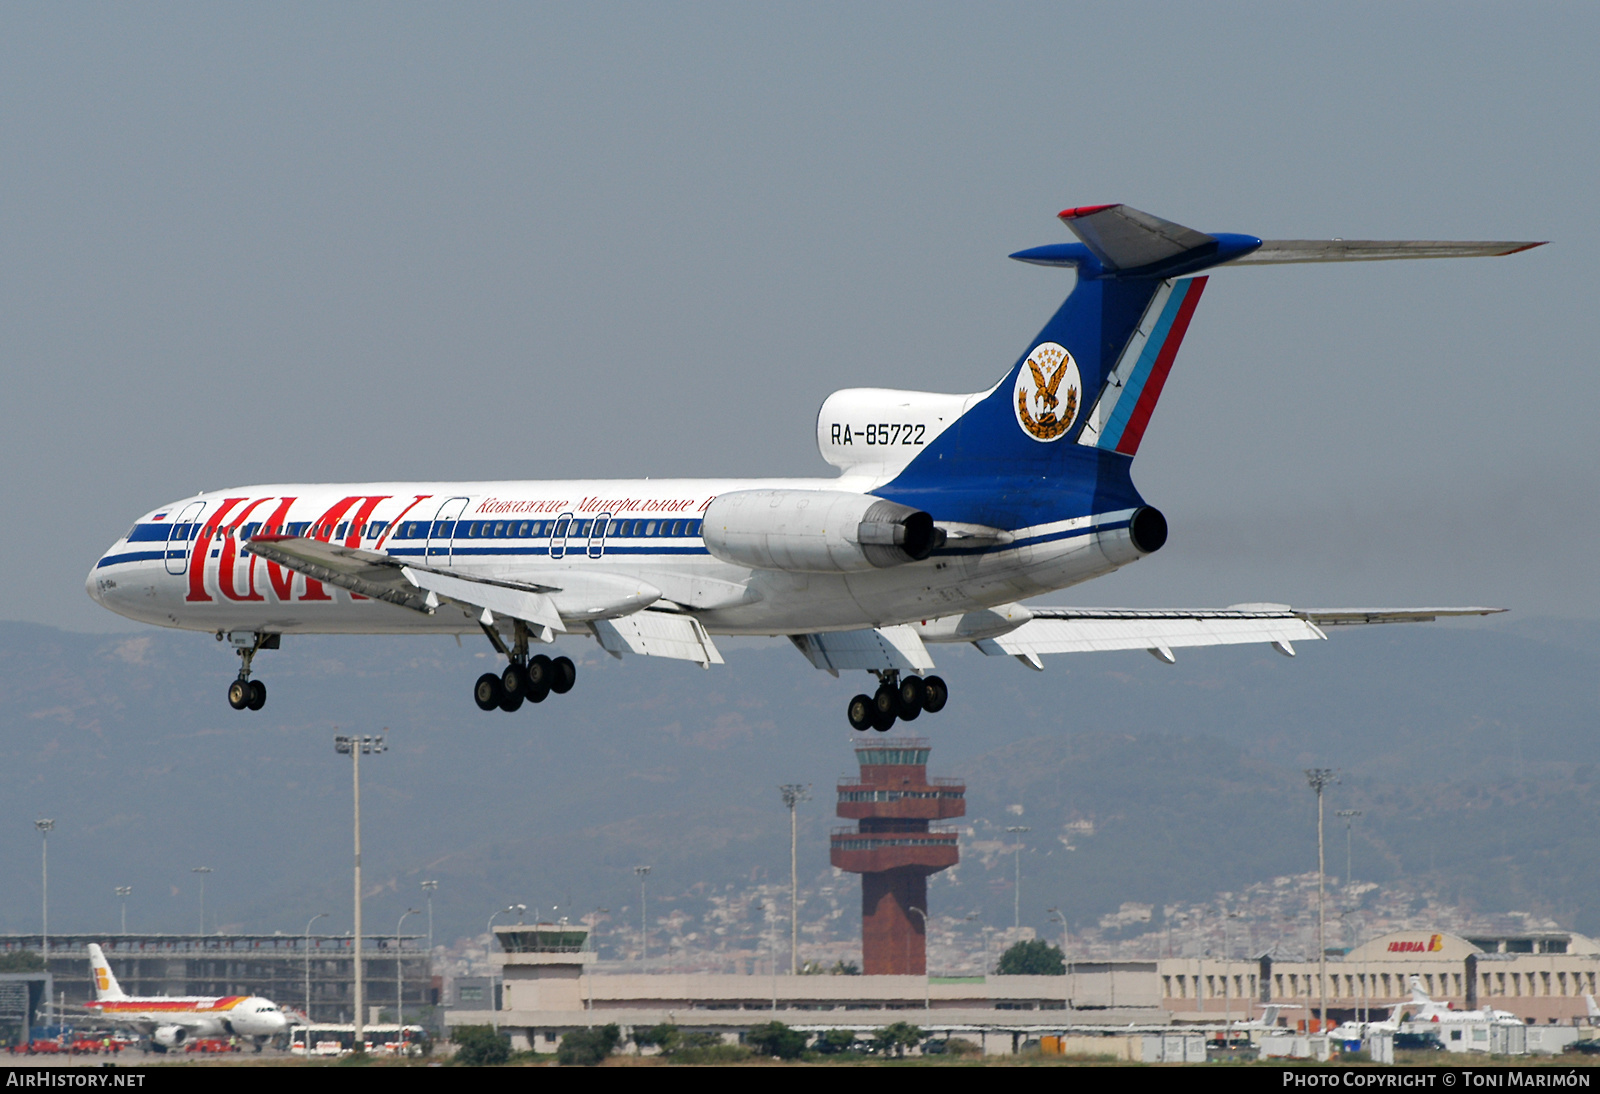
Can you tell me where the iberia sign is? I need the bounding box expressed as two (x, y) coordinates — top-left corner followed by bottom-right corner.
(1387, 934), (1444, 953)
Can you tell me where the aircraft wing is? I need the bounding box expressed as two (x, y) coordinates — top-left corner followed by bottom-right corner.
(970, 605), (1504, 668)
(244, 535), (565, 632)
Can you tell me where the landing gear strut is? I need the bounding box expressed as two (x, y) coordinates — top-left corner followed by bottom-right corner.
(847, 670), (948, 731)
(473, 620), (576, 714)
(222, 632), (277, 711)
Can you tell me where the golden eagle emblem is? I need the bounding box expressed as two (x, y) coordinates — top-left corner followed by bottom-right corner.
(1014, 342), (1081, 442)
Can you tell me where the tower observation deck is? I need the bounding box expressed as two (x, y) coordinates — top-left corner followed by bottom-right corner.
(829, 737), (964, 975)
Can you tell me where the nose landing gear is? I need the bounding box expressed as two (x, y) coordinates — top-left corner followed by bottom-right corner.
(472, 620), (577, 713)
(847, 671), (948, 731)
(222, 632), (277, 711)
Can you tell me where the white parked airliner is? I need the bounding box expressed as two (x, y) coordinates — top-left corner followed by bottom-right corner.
(82, 943), (289, 1051)
(87, 206), (1540, 729)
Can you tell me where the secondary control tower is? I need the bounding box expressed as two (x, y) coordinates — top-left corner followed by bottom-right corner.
(830, 737), (964, 974)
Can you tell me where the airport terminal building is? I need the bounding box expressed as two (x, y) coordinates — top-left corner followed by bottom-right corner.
(444, 925), (1600, 1053)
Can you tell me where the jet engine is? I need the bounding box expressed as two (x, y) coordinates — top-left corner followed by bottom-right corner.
(153, 1025), (189, 1048)
(702, 490), (945, 573)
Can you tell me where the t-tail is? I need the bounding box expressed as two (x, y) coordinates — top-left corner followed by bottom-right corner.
(86, 943), (128, 1002)
(863, 204), (1542, 531)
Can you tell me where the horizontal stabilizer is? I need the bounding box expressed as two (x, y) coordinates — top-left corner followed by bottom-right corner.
(1058, 204), (1215, 271)
(592, 611), (724, 667)
(1226, 239), (1544, 265)
(790, 625), (934, 674)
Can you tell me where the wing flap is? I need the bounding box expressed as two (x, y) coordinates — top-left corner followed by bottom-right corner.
(789, 625), (935, 674)
(401, 567), (564, 632)
(592, 611), (724, 667)
(1302, 607), (1505, 626)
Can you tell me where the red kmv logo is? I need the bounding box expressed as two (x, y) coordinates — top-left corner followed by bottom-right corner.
(185, 495), (432, 603)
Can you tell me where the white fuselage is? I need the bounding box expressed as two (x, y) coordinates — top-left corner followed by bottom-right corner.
(88, 995), (290, 1041)
(87, 477), (1143, 638)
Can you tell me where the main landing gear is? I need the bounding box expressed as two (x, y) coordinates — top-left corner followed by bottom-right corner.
(221, 632), (278, 712)
(472, 620), (577, 713)
(847, 670), (948, 732)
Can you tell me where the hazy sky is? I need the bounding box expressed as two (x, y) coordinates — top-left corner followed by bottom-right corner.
(5, 3), (1595, 631)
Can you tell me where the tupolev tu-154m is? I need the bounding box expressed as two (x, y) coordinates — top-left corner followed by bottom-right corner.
(87, 205), (1542, 729)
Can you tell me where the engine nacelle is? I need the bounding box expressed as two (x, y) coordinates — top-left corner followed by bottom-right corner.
(153, 1025), (188, 1048)
(703, 490), (945, 573)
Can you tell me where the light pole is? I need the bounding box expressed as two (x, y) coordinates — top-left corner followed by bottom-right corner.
(115, 887), (132, 935)
(421, 880), (439, 956)
(1336, 810), (1363, 886)
(778, 784), (810, 975)
(305, 912), (328, 1020)
(35, 820), (53, 958)
(1005, 826), (1031, 930)
(634, 866), (651, 962)
(396, 908), (419, 1028)
(908, 906), (930, 1015)
(336, 731), (386, 1051)
(1048, 907), (1070, 1009)
(191, 867), (212, 935)
(1305, 768), (1338, 1041)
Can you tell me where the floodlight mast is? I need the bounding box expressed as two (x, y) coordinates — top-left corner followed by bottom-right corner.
(634, 866), (651, 963)
(35, 820), (53, 958)
(335, 731), (386, 1052)
(779, 784), (811, 975)
(1005, 826), (1031, 930)
(1336, 810), (1363, 886)
(1305, 768), (1338, 1041)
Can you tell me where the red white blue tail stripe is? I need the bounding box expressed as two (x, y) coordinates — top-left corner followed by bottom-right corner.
(1076, 276), (1206, 455)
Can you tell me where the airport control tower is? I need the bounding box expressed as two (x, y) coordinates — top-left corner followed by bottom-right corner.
(830, 737), (964, 975)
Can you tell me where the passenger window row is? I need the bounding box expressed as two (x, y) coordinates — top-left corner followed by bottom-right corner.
(388, 518), (702, 540)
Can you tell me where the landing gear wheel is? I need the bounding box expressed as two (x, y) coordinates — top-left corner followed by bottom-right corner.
(246, 680), (267, 711)
(897, 675), (925, 721)
(524, 655), (553, 702)
(474, 673), (504, 711)
(921, 675), (948, 714)
(847, 694), (874, 731)
(501, 663), (524, 696)
(499, 687), (524, 712)
(227, 679), (250, 710)
(872, 685), (898, 732)
(550, 656), (576, 695)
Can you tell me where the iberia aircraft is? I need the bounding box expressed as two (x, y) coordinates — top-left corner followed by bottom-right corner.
(82, 943), (290, 1051)
(86, 206), (1542, 729)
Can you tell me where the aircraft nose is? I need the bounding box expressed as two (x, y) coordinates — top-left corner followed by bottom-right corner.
(85, 563), (106, 604)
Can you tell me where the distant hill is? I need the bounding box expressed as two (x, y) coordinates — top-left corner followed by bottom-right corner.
(0, 616), (1595, 954)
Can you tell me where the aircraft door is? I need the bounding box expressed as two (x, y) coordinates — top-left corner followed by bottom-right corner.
(427, 497), (469, 567)
(165, 501), (206, 576)
(588, 512), (611, 559)
(549, 512), (574, 560)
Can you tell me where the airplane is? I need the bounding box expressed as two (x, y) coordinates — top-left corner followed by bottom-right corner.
(81, 943), (290, 1051)
(85, 205), (1543, 728)
(1399, 973), (1521, 1026)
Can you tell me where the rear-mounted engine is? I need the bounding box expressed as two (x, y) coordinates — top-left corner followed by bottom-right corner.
(703, 490), (946, 573)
